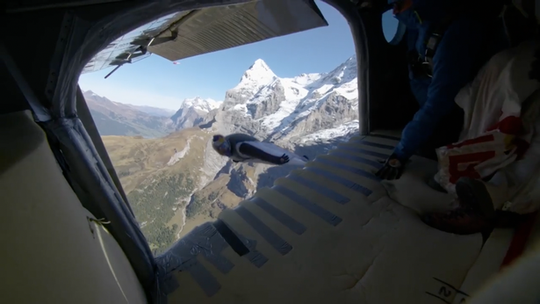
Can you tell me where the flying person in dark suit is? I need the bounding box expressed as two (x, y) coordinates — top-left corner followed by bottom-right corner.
(211, 134), (309, 166)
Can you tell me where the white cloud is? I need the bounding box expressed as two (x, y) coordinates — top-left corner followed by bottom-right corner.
(79, 77), (183, 110)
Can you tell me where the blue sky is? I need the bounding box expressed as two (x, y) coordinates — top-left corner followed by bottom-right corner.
(79, 1), (399, 110)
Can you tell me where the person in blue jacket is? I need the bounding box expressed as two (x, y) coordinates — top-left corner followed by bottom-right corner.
(376, 0), (508, 180)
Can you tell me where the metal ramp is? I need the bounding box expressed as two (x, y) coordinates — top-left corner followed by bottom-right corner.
(158, 134), (484, 304)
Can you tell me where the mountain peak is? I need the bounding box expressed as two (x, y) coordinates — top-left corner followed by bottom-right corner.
(251, 58), (270, 71)
(180, 97), (221, 113)
(186, 97), (205, 103)
(345, 54), (357, 66)
(83, 90), (99, 97)
(237, 59), (276, 87)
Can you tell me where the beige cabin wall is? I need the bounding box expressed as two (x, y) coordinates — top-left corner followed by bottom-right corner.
(0, 111), (147, 304)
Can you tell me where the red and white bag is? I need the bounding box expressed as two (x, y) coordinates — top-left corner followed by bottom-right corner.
(434, 117), (530, 193)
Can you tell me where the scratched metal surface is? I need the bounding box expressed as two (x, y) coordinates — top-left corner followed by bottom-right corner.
(81, 0), (327, 74)
(159, 134), (484, 304)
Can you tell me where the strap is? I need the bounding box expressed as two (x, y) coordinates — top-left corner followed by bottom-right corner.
(499, 211), (538, 269)
(0, 40), (50, 121)
(424, 0), (498, 70)
(407, 1), (475, 77)
(424, 2), (469, 69)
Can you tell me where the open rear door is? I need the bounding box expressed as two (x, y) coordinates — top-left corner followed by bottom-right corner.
(82, 0), (328, 74)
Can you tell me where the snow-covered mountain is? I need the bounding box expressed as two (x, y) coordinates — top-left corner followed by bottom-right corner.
(215, 55), (359, 147)
(85, 55), (358, 143)
(171, 97), (221, 130)
(183, 97), (221, 112)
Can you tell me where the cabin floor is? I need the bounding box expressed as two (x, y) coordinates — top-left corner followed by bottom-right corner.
(157, 129), (539, 304)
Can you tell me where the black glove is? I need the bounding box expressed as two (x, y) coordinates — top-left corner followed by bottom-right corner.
(278, 154), (290, 164)
(376, 154), (405, 180)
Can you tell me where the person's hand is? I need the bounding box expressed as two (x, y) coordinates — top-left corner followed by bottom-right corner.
(279, 154), (290, 164)
(375, 154), (405, 180)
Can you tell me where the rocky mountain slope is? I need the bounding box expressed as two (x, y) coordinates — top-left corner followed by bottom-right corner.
(102, 128), (220, 251)
(84, 90), (221, 137)
(83, 90), (174, 138)
(129, 105), (176, 117)
(99, 55), (360, 254)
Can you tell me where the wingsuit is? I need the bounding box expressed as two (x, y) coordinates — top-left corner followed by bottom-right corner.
(211, 134), (309, 166)
(376, 0), (508, 180)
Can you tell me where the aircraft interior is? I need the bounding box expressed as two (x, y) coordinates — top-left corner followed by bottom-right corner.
(2, 0), (540, 303)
